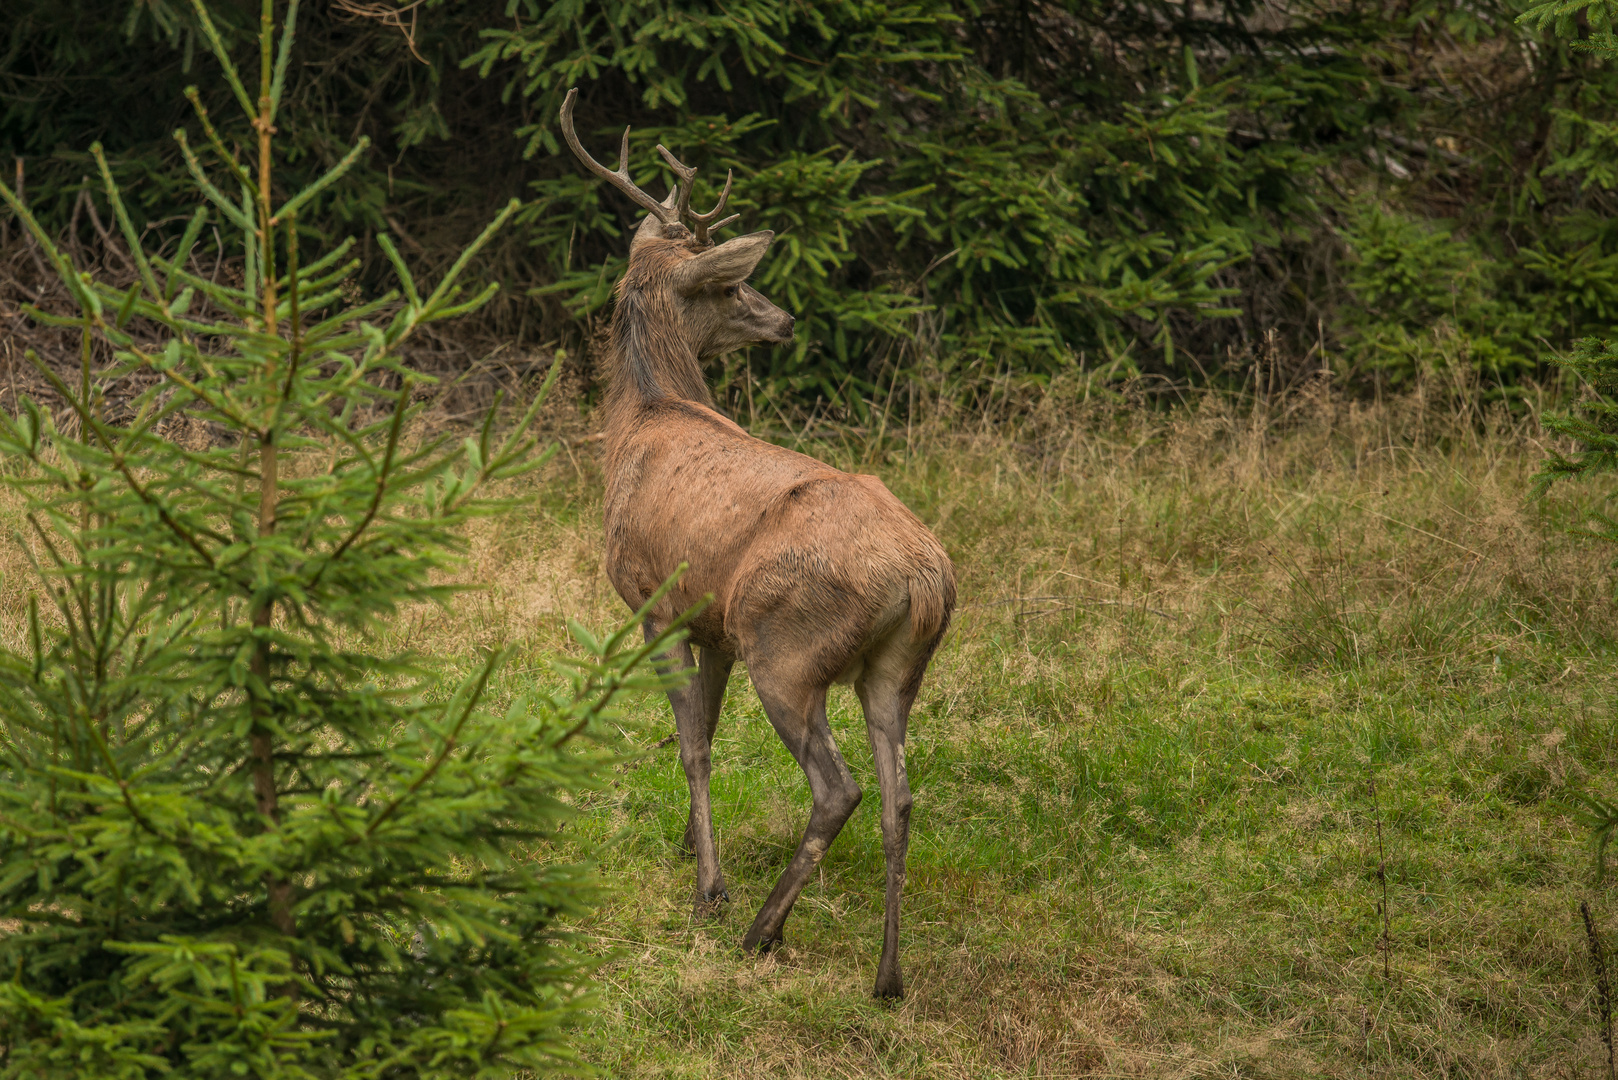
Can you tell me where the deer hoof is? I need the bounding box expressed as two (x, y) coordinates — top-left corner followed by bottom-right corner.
(741, 928), (783, 954)
(692, 888), (729, 918)
(873, 955), (904, 1000)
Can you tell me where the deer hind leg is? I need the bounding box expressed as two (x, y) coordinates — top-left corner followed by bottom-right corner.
(647, 625), (734, 914)
(855, 641), (927, 1000)
(740, 669), (862, 953)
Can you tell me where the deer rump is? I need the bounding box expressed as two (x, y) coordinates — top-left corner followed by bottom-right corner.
(604, 398), (954, 687)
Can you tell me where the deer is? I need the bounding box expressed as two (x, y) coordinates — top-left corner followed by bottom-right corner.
(558, 88), (955, 1000)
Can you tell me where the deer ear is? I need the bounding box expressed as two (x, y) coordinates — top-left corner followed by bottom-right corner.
(672, 231), (774, 293)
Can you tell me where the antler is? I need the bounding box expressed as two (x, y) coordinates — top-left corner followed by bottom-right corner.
(560, 87), (742, 245)
(559, 88), (680, 229)
(656, 146), (738, 246)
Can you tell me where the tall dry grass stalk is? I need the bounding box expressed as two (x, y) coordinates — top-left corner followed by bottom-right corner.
(1585, 900), (1617, 1080)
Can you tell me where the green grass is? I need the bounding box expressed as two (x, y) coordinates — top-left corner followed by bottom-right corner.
(365, 385), (1618, 1077)
(555, 659), (1617, 1077)
(9, 384), (1618, 1076)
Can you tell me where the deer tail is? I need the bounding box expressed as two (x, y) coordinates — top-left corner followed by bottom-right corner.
(907, 559), (956, 646)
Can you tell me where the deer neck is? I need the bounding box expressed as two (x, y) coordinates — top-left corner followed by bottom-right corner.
(603, 280), (713, 439)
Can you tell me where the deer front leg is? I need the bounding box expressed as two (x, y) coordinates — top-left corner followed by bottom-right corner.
(648, 626), (732, 915)
(741, 675), (862, 952)
(681, 645), (734, 858)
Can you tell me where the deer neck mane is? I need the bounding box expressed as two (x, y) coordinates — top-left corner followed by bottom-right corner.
(603, 246), (713, 434)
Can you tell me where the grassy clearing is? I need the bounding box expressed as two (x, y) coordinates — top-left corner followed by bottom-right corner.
(6, 379), (1618, 1076)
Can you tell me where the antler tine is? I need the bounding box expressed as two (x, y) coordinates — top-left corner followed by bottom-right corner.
(704, 212), (741, 237)
(655, 145), (697, 225)
(687, 170), (735, 245)
(559, 88), (677, 225)
(655, 148), (737, 244)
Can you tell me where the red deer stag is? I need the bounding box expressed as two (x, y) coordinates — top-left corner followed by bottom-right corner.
(559, 88), (955, 999)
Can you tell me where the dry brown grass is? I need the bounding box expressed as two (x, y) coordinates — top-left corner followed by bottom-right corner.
(5, 372), (1618, 1076)
(511, 375), (1618, 1077)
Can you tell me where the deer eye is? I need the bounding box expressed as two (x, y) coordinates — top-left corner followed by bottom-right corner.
(723, 285), (739, 299)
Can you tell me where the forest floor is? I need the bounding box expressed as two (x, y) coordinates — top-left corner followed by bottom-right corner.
(22, 373), (1617, 1079)
(417, 376), (1618, 1079)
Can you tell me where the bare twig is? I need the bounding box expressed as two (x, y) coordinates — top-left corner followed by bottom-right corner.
(332, 0), (430, 64)
(384, 213), (427, 254)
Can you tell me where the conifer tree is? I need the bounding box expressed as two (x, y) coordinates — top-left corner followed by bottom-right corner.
(1523, 0), (1618, 881)
(0, 1), (688, 1074)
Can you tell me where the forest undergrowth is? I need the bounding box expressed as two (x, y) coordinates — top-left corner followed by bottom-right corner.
(4, 373), (1617, 1077)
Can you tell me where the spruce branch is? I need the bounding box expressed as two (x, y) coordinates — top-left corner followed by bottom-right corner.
(273, 138), (371, 225)
(171, 129), (255, 232)
(185, 0), (257, 120)
(279, 212), (304, 410)
(313, 379), (410, 580)
(121, 342), (257, 432)
(0, 179), (98, 313)
(23, 515), (93, 653)
(182, 88), (258, 197)
(374, 234), (420, 307)
(268, 0), (301, 117)
(365, 649), (502, 837)
(89, 145), (162, 302)
(422, 199), (521, 312)
(166, 207), (211, 301)
(25, 359), (226, 569)
(240, 182), (259, 303)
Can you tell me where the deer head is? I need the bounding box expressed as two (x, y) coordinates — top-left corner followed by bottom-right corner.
(560, 88), (794, 359)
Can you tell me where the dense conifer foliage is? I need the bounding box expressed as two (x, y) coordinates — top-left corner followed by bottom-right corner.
(6, 1), (1618, 396)
(0, 3), (688, 1073)
(1525, 0), (1618, 879)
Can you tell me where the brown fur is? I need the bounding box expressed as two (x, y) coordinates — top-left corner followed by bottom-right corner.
(562, 94), (954, 998)
(600, 232), (954, 682)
